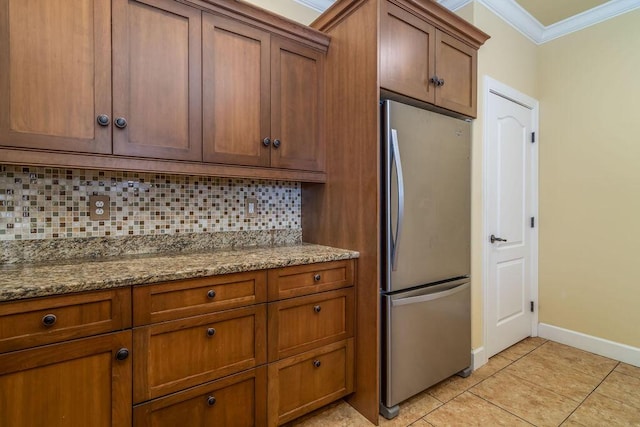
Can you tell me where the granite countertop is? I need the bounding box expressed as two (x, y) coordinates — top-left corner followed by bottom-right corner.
(0, 244), (359, 302)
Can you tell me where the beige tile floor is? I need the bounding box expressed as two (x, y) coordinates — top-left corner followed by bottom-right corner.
(289, 338), (640, 427)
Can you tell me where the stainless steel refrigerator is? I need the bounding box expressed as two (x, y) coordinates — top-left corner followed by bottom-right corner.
(380, 100), (471, 419)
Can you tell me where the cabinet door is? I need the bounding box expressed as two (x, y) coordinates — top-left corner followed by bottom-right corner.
(270, 37), (325, 172)
(0, 0), (111, 153)
(435, 31), (477, 117)
(203, 13), (271, 167)
(380, 2), (436, 105)
(0, 331), (132, 427)
(112, 0), (202, 161)
(133, 367), (267, 427)
(267, 339), (354, 426)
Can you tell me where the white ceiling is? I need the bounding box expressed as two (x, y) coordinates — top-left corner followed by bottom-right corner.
(514, 0), (610, 26)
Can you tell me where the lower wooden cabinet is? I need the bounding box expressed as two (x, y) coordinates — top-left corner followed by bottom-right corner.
(0, 260), (355, 426)
(267, 338), (354, 426)
(133, 304), (267, 403)
(0, 331), (132, 427)
(133, 367), (267, 427)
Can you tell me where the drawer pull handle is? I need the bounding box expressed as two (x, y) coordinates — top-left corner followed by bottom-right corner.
(313, 305), (322, 313)
(207, 289), (216, 299)
(42, 314), (57, 327)
(115, 348), (129, 361)
(314, 274), (321, 282)
(312, 360), (321, 368)
(207, 396), (216, 406)
(206, 328), (216, 337)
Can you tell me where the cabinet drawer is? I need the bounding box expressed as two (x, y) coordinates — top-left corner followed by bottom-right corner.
(133, 271), (267, 326)
(267, 288), (354, 361)
(133, 304), (267, 403)
(267, 260), (355, 300)
(267, 339), (354, 426)
(134, 366), (267, 427)
(0, 288), (131, 353)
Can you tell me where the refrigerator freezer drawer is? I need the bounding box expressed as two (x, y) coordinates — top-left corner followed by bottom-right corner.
(382, 280), (470, 408)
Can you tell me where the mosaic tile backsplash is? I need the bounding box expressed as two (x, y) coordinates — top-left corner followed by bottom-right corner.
(0, 165), (301, 241)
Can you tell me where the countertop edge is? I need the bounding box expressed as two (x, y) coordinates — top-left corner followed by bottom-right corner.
(0, 244), (359, 303)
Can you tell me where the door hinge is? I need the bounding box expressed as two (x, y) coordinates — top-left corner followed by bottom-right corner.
(531, 132), (536, 143)
(530, 301), (534, 312)
(530, 217), (535, 228)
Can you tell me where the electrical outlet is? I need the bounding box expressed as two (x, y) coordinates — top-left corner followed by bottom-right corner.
(89, 195), (110, 221)
(245, 197), (258, 218)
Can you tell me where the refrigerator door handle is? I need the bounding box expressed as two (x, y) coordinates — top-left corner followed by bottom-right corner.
(391, 282), (470, 307)
(391, 128), (404, 271)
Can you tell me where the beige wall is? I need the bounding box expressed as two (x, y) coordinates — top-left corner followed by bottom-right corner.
(458, 2), (539, 350)
(538, 9), (640, 348)
(242, 0), (320, 24)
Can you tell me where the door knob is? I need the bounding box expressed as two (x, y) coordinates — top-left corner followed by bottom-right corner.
(490, 234), (507, 244)
(114, 117), (127, 129)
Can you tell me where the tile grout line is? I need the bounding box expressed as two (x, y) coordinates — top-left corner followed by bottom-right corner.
(556, 361), (620, 426)
(464, 339), (579, 427)
(425, 350), (531, 426)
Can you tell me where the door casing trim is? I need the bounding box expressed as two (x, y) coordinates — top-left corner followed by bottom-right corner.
(481, 76), (540, 363)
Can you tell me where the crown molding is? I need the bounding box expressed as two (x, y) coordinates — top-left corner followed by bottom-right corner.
(303, 0), (640, 44)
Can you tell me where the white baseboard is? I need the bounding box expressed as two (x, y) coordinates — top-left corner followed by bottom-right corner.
(471, 346), (488, 371)
(538, 323), (640, 367)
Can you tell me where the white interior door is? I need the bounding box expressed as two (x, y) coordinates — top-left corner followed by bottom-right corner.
(485, 80), (538, 358)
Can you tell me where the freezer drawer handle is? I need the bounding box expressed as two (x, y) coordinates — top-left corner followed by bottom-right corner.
(391, 128), (404, 271)
(391, 282), (470, 307)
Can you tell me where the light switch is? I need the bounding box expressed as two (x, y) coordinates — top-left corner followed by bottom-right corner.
(89, 195), (110, 221)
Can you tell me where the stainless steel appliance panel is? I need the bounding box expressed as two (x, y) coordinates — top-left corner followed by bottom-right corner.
(384, 100), (471, 292)
(382, 280), (471, 407)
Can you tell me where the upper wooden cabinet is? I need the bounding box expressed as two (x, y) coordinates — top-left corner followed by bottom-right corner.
(203, 13), (271, 167)
(380, 3), (436, 106)
(203, 16), (325, 172)
(270, 37), (325, 171)
(0, 0), (112, 153)
(112, 0), (203, 161)
(0, 0), (329, 182)
(380, 0), (481, 117)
